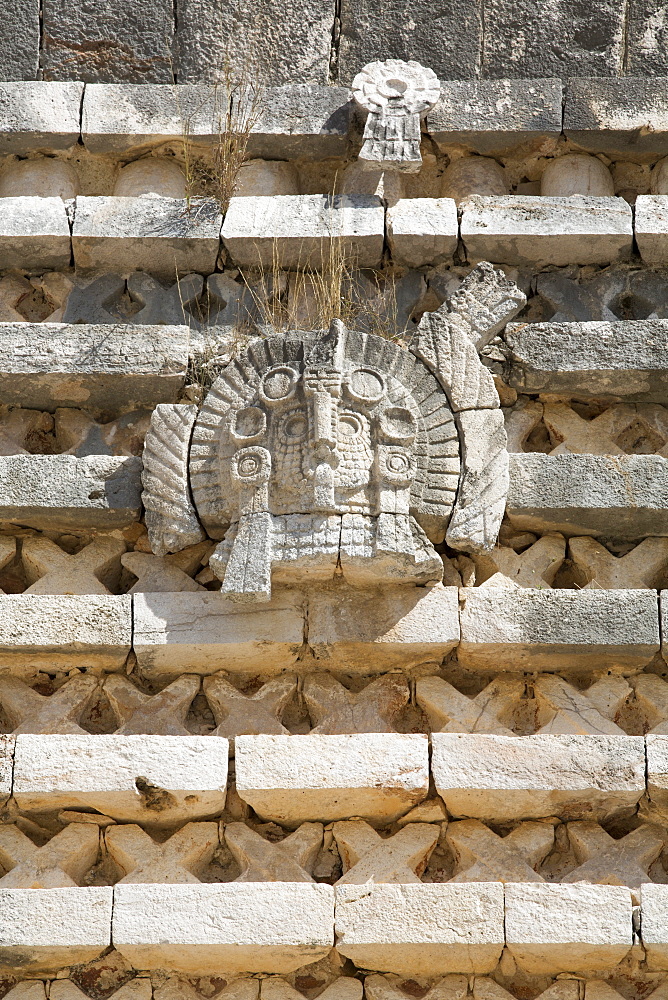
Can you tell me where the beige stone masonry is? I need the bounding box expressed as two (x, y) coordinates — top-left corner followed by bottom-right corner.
(0, 82), (84, 152)
(0, 674), (100, 734)
(562, 821), (665, 888)
(0, 823), (99, 888)
(51, 980), (152, 1000)
(386, 198), (458, 267)
(416, 675), (522, 736)
(224, 821), (324, 881)
(569, 537), (668, 589)
(472, 535), (566, 588)
(531, 675), (630, 735)
(22, 536), (126, 595)
(0, 735), (13, 807)
(106, 821), (218, 882)
(155, 979), (257, 1000)
(446, 819), (553, 882)
(364, 974), (467, 1000)
(333, 820), (439, 884)
(203, 673), (297, 739)
(261, 979), (362, 1000)
(303, 674), (409, 734)
(639, 883), (668, 968)
(0, 197), (71, 271)
(103, 675), (201, 736)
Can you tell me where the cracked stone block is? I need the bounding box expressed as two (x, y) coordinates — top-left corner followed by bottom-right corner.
(507, 453), (668, 538)
(458, 588), (659, 671)
(13, 734), (228, 826)
(0, 455), (142, 530)
(636, 196), (668, 266)
(0, 197), (71, 271)
(505, 883), (633, 974)
(221, 195), (384, 269)
(247, 86), (353, 159)
(564, 79), (668, 156)
(132, 591), (304, 677)
(387, 199), (458, 268)
(0, 886), (112, 973)
(460, 196), (633, 267)
(112, 882), (334, 972)
(427, 80), (563, 156)
(334, 883), (504, 974)
(505, 320), (668, 404)
(639, 884), (668, 968)
(0, 736), (13, 807)
(0, 324), (189, 411)
(431, 733), (645, 822)
(72, 197), (222, 280)
(0, 83), (83, 152)
(307, 584), (459, 672)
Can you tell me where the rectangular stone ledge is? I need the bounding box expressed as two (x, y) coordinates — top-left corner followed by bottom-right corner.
(505, 320), (668, 404)
(0, 197), (71, 271)
(221, 195), (384, 269)
(72, 197), (222, 281)
(507, 452), (668, 538)
(0, 887), (112, 973)
(460, 195), (633, 267)
(505, 883), (633, 974)
(248, 85), (354, 159)
(0, 82), (84, 153)
(431, 734), (645, 823)
(0, 324), (189, 411)
(644, 734), (668, 819)
(334, 883), (504, 975)
(564, 78), (668, 156)
(12, 734), (228, 826)
(0, 595), (131, 671)
(428, 79), (563, 155)
(235, 733), (429, 827)
(0, 735), (13, 806)
(132, 590), (305, 677)
(635, 196), (668, 266)
(0, 454), (142, 530)
(458, 588), (659, 672)
(639, 884), (668, 969)
(112, 882), (334, 973)
(387, 198), (458, 268)
(307, 584), (460, 673)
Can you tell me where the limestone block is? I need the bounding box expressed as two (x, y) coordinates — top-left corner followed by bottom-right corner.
(0, 83), (83, 152)
(203, 673), (296, 738)
(334, 882), (504, 974)
(0, 454), (141, 530)
(651, 158), (668, 195)
(248, 85), (353, 159)
(533, 265), (668, 323)
(113, 159), (186, 198)
(387, 199), (458, 268)
(636, 196), (668, 265)
(563, 821), (665, 888)
(569, 536), (668, 589)
(639, 884), (668, 968)
(643, 734), (668, 817)
(0, 595), (131, 671)
(0, 886), (112, 972)
(221, 195), (384, 269)
(472, 535), (565, 588)
(132, 591), (304, 677)
(106, 822), (218, 883)
(0, 674), (102, 735)
(0, 159), (80, 199)
(235, 733), (429, 826)
(234, 160), (300, 197)
(0, 197), (71, 270)
(112, 882), (334, 972)
(440, 159), (508, 205)
(307, 584), (459, 672)
(13, 734), (228, 826)
(0, 822), (100, 888)
(263, 981), (360, 1000)
(564, 78), (668, 156)
(104, 676), (201, 736)
(365, 976), (464, 1000)
(416, 675), (522, 736)
(0, 736), (13, 806)
(333, 820), (438, 884)
(0, 323), (189, 411)
(460, 196), (633, 267)
(540, 155), (614, 197)
(3, 984), (47, 1000)
(224, 822), (323, 881)
(447, 819), (553, 882)
(72, 197), (222, 280)
(506, 320), (668, 404)
(0, 4), (39, 80)
(505, 883), (633, 973)
(340, 164), (405, 205)
(507, 453), (668, 538)
(458, 588), (659, 671)
(22, 535), (125, 594)
(432, 734), (645, 822)
(303, 674), (409, 735)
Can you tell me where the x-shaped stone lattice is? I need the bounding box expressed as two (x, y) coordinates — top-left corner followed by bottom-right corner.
(0, 822), (99, 887)
(56, 409), (151, 458)
(0, 409), (54, 455)
(303, 673), (409, 734)
(446, 818), (554, 882)
(416, 675), (523, 735)
(224, 822), (323, 882)
(630, 673), (668, 734)
(105, 822), (218, 882)
(504, 398), (544, 453)
(543, 401), (668, 457)
(103, 675), (201, 736)
(50, 979), (152, 1000)
(569, 536), (668, 588)
(365, 973), (467, 1000)
(22, 536), (126, 595)
(532, 675), (630, 735)
(473, 534), (566, 588)
(563, 821), (666, 888)
(474, 977), (578, 1000)
(261, 980), (363, 1000)
(203, 673), (297, 738)
(333, 820), (439, 884)
(122, 551), (206, 593)
(0, 673), (99, 734)
(154, 980), (257, 1000)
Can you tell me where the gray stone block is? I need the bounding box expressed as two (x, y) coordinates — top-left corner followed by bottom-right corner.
(427, 79), (563, 155)
(0, 455), (142, 530)
(565, 78), (668, 156)
(507, 452), (668, 538)
(0, 82), (83, 153)
(0, 197), (71, 271)
(387, 198), (458, 268)
(506, 319), (668, 403)
(247, 85), (354, 159)
(636, 196), (668, 266)
(626, 1), (668, 75)
(0, 2), (39, 81)
(72, 197), (222, 280)
(0, 323), (189, 412)
(42, 0), (174, 83)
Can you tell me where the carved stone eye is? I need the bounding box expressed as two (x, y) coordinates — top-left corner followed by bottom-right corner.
(231, 406), (266, 443)
(231, 446), (271, 484)
(347, 367), (385, 404)
(283, 412), (308, 440)
(380, 406), (416, 443)
(260, 365), (298, 403)
(339, 414), (364, 439)
(378, 445), (413, 484)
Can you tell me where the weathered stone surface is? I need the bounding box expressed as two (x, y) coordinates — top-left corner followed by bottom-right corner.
(0, 197), (71, 271)
(533, 265), (668, 323)
(225, 822), (323, 881)
(416, 675), (521, 736)
(334, 882), (504, 974)
(0, 83), (83, 151)
(22, 536), (125, 595)
(458, 587), (659, 671)
(365, 976), (465, 1000)
(304, 674), (409, 734)
(472, 535), (566, 588)
(0, 822), (100, 888)
(505, 883), (633, 973)
(0, 4), (39, 81)
(563, 821), (665, 887)
(440, 159), (508, 205)
(636, 196), (668, 265)
(112, 882), (334, 972)
(106, 822), (218, 883)
(0, 323), (189, 411)
(447, 409), (508, 554)
(387, 198), (458, 267)
(541, 154), (614, 197)
(570, 536), (668, 588)
(0, 736), (13, 806)
(461, 196), (633, 267)
(234, 160), (299, 197)
(0, 158), (80, 199)
(640, 883), (668, 968)
(114, 159), (186, 198)
(248, 85), (353, 159)
(532, 675), (630, 735)
(564, 78), (668, 155)
(13, 734), (228, 825)
(103, 675), (201, 736)
(447, 819), (553, 882)
(0, 674), (101, 735)
(203, 673), (296, 738)
(432, 733), (645, 822)
(122, 550), (206, 594)
(507, 452), (668, 538)
(333, 820), (438, 883)
(235, 733), (429, 826)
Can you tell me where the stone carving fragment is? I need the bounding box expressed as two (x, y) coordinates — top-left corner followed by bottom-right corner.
(303, 673), (409, 734)
(563, 821), (665, 888)
(446, 819), (553, 882)
(224, 822), (323, 881)
(203, 673), (297, 738)
(106, 822), (218, 883)
(0, 822), (99, 887)
(0, 674), (100, 735)
(103, 675), (200, 736)
(333, 820), (438, 883)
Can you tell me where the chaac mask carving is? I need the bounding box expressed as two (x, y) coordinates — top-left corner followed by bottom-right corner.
(142, 262), (526, 602)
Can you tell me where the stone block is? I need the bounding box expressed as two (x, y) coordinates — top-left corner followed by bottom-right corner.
(431, 734), (645, 822)
(0, 736), (12, 806)
(639, 883), (668, 968)
(460, 196), (633, 267)
(564, 78), (668, 156)
(626, 7), (668, 75)
(387, 199), (458, 268)
(427, 79), (563, 155)
(0, 887), (112, 972)
(247, 86), (354, 159)
(235, 733), (429, 826)
(132, 591), (304, 677)
(0, 595), (131, 671)
(507, 452), (668, 538)
(307, 584), (460, 672)
(72, 197), (222, 280)
(0, 324), (189, 411)
(222, 195), (384, 269)
(0, 3), (39, 80)
(636, 196), (668, 265)
(0, 455), (141, 530)
(0, 83), (82, 151)
(42, 0), (174, 83)
(13, 734), (228, 826)
(0, 197), (71, 271)
(505, 883), (633, 974)
(334, 883), (504, 974)
(112, 882), (334, 972)
(644, 734), (668, 817)
(505, 320), (668, 404)
(458, 588), (659, 672)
